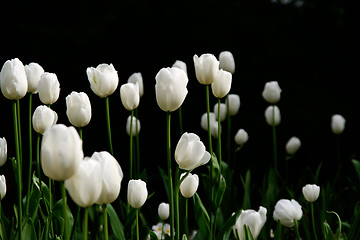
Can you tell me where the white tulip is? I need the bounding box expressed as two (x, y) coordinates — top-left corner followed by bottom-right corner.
(265, 105), (281, 126)
(158, 202), (170, 220)
(302, 184), (320, 203)
(25, 62), (44, 93)
(86, 63), (119, 98)
(41, 124), (83, 181)
(0, 138), (7, 167)
(225, 94), (240, 116)
(172, 60), (188, 76)
(38, 72), (60, 105)
(128, 72), (144, 97)
(212, 69), (232, 98)
(0, 58), (28, 100)
(285, 137), (301, 155)
(331, 114), (346, 135)
(262, 81), (281, 104)
(193, 54), (220, 85)
(210, 121), (221, 139)
(127, 179), (148, 209)
(126, 115), (141, 136)
(180, 173), (199, 198)
(65, 157), (102, 207)
(219, 51), (235, 74)
(66, 91), (92, 127)
(32, 105), (58, 135)
(273, 199), (303, 227)
(120, 82), (140, 111)
(234, 129), (249, 146)
(200, 112), (216, 131)
(214, 102), (227, 122)
(0, 175), (6, 200)
(233, 206), (267, 240)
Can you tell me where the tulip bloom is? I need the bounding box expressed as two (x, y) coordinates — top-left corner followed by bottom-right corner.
(0, 58), (28, 100)
(0, 138), (7, 167)
(193, 54), (219, 85)
(127, 179), (148, 209)
(38, 72), (60, 105)
(126, 115), (141, 136)
(41, 124), (83, 181)
(262, 81), (281, 104)
(25, 62), (44, 93)
(128, 72), (144, 97)
(234, 129), (249, 146)
(200, 112), (216, 131)
(212, 69), (232, 98)
(172, 60), (188, 76)
(273, 199), (303, 227)
(233, 206), (267, 240)
(86, 63), (119, 98)
(66, 91), (92, 127)
(219, 51), (235, 74)
(158, 202), (170, 220)
(214, 103), (227, 122)
(226, 94), (240, 116)
(32, 105), (58, 135)
(302, 184), (320, 203)
(265, 105), (281, 126)
(0, 175), (6, 200)
(155, 67), (188, 112)
(180, 173), (199, 198)
(285, 137), (301, 155)
(120, 82), (140, 111)
(331, 114), (346, 135)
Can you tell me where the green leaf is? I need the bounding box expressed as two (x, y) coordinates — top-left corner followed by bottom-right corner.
(215, 210), (240, 240)
(193, 193), (210, 238)
(107, 203), (126, 240)
(241, 170), (251, 209)
(182, 233), (188, 240)
(323, 221), (335, 240)
(348, 203), (360, 239)
(211, 153), (220, 183)
(327, 211), (342, 240)
(0, 217), (8, 240)
(159, 167), (170, 202)
(27, 182), (41, 220)
(214, 175), (226, 210)
(22, 218), (37, 240)
(244, 225), (254, 240)
(52, 199), (74, 238)
(352, 159), (360, 184)
(274, 220), (282, 240)
(149, 230), (159, 240)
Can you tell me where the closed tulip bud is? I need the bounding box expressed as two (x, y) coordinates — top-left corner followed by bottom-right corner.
(127, 179), (148, 209)
(126, 115), (141, 136)
(180, 173), (199, 198)
(200, 112), (216, 131)
(331, 114), (346, 135)
(158, 202), (170, 220)
(265, 105), (281, 126)
(92, 151), (123, 205)
(193, 54), (220, 85)
(25, 62), (44, 93)
(65, 157), (103, 207)
(0, 175), (6, 200)
(86, 63), (119, 98)
(210, 121), (221, 139)
(175, 132), (211, 171)
(172, 60), (188, 76)
(66, 91), (92, 127)
(0, 138), (7, 167)
(41, 124), (83, 181)
(233, 206), (267, 240)
(262, 81), (281, 104)
(302, 184), (320, 203)
(32, 105), (58, 135)
(38, 72), (60, 105)
(155, 67), (188, 112)
(212, 69), (232, 98)
(128, 72), (144, 97)
(120, 82), (140, 111)
(234, 129), (249, 146)
(285, 137), (301, 155)
(225, 94), (240, 116)
(0, 58), (28, 100)
(273, 199), (303, 227)
(219, 51), (235, 74)
(214, 102), (227, 122)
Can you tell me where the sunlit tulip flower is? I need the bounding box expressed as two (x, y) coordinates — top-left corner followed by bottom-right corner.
(155, 67), (188, 112)
(234, 129), (249, 146)
(212, 69), (232, 98)
(0, 58), (28, 100)
(158, 202), (170, 220)
(65, 157), (102, 207)
(91, 151), (123, 205)
(38, 72), (60, 105)
(0, 138), (7, 167)
(180, 173), (199, 198)
(214, 102), (227, 122)
(285, 137), (301, 155)
(262, 81), (281, 104)
(149, 222), (171, 239)
(219, 51), (235, 74)
(331, 114), (346, 135)
(120, 82), (140, 111)
(41, 124), (83, 181)
(66, 91), (92, 127)
(25, 62), (44, 93)
(32, 105), (58, 135)
(265, 105), (281, 126)
(128, 72), (144, 97)
(175, 132), (211, 171)
(200, 112), (216, 131)
(233, 206), (267, 240)
(128, 179), (148, 209)
(302, 184), (320, 203)
(126, 115), (141, 136)
(273, 199), (303, 227)
(193, 54), (219, 85)
(172, 60), (188, 76)
(86, 63), (119, 98)
(226, 94), (240, 116)
(0, 175), (6, 200)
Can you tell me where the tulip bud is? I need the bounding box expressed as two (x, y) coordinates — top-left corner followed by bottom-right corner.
(172, 60), (188, 76)
(66, 91), (92, 127)
(126, 115), (141, 136)
(180, 173), (199, 198)
(302, 184), (320, 203)
(86, 63), (119, 98)
(210, 121), (221, 139)
(219, 51), (235, 74)
(32, 105), (58, 135)
(0, 58), (28, 100)
(234, 129), (249, 146)
(225, 94), (240, 116)
(120, 82), (140, 111)
(41, 124), (83, 181)
(262, 81), (281, 104)
(25, 62), (44, 93)
(285, 137), (301, 155)
(155, 67), (188, 112)
(200, 112), (216, 131)
(233, 206), (267, 240)
(331, 114), (346, 135)
(175, 132), (211, 171)
(0, 138), (7, 167)
(127, 179), (148, 209)
(0, 175), (6, 200)
(265, 105), (281, 126)
(273, 199), (303, 227)
(214, 102), (227, 122)
(65, 157), (103, 207)
(193, 54), (220, 85)
(38, 72), (60, 105)
(211, 69), (232, 98)
(128, 72), (144, 97)
(158, 202), (170, 220)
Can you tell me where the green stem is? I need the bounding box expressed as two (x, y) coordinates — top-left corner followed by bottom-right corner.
(78, 127), (83, 140)
(311, 203), (318, 240)
(226, 96), (231, 166)
(17, 99), (23, 167)
(166, 112), (175, 240)
(136, 208), (140, 240)
(36, 134), (43, 200)
(49, 178), (54, 237)
(185, 198), (188, 237)
(61, 182), (69, 240)
(103, 205), (109, 240)
(294, 219), (301, 240)
(135, 109), (140, 178)
(175, 166), (180, 240)
(217, 98), (222, 171)
(70, 206), (80, 240)
(26, 93), (33, 215)
(129, 110), (134, 180)
(205, 85), (213, 155)
(83, 207), (89, 240)
(272, 105), (278, 172)
(105, 97), (114, 155)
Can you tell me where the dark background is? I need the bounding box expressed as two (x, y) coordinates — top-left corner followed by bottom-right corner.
(1, 0), (359, 226)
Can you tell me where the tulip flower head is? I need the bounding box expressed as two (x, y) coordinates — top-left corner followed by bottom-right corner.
(172, 60), (188, 76)
(0, 137), (7, 167)
(234, 129), (249, 146)
(0, 58), (28, 100)
(0, 175), (6, 200)
(25, 62), (44, 93)
(120, 82), (140, 111)
(214, 102), (227, 122)
(32, 105), (58, 135)
(180, 173), (199, 198)
(38, 72), (60, 105)
(200, 112), (216, 131)
(212, 69), (232, 98)
(127, 179), (148, 209)
(273, 199), (303, 227)
(265, 105), (281, 126)
(302, 184), (320, 203)
(86, 63), (119, 98)
(226, 94), (240, 116)
(233, 206), (267, 240)
(126, 115), (141, 136)
(128, 72), (144, 97)
(219, 51), (235, 74)
(66, 91), (92, 127)
(193, 53), (220, 85)
(285, 137), (301, 155)
(262, 81), (282, 104)
(150, 222), (171, 239)
(158, 202), (170, 220)
(331, 114), (346, 135)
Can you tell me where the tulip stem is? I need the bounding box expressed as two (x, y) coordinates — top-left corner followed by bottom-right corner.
(103, 204), (109, 240)
(136, 208), (140, 240)
(166, 112), (175, 240)
(311, 203), (318, 240)
(129, 110), (134, 180)
(83, 207), (89, 240)
(226, 96), (231, 166)
(26, 93), (33, 215)
(61, 181), (69, 240)
(36, 133), (43, 202)
(78, 127), (83, 140)
(105, 97), (114, 155)
(17, 99), (23, 167)
(272, 105), (278, 172)
(217, 98), (222, 171)
(294, 219), (301, 240)
(175, 166), (180, 240)
(185, 198), (188, 237)
(135, 108), (140, 178)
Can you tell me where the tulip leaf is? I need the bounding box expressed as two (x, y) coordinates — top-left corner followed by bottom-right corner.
(149, 230), (159, 240)
(52, 199), (74, 238)
(348, 203), (360, 240)
(159, 167), (170, 202)
(0, 217), (8, 240)
(244, 225), (254, 240)
(27, 182), (41, 220)
(323, 221), (335, 240)
(215, 210), (240, 240)
(22, 217), (37, 240)
(241, 170), (251, 210)
(10, 157), (18, 185)
(182, 233), (188, 240)
(274, 220), (282, 240)
(107, 203), (126, 240)
(352, 159), (360, 184)
(214, 175), (226, 210)
(193, 193), (210, 237)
